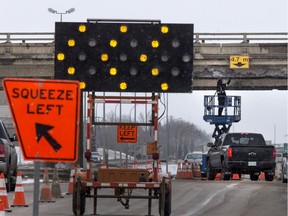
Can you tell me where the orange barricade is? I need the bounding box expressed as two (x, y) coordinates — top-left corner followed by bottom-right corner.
(11, 171), (28, 207)
(39, 169), (55, 203)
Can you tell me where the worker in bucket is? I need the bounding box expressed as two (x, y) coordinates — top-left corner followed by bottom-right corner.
(216, 79), (231, 116)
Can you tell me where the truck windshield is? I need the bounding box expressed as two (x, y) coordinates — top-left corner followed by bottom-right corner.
(223, 133), (266, 146)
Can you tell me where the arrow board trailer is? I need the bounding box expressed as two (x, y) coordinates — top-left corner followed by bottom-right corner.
(73, 92), (172, 216)
(2, 78), (81, 162)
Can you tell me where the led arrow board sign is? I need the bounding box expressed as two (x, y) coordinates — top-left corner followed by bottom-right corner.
(2, 78), (80, 162)
(54, 22), (194, 93)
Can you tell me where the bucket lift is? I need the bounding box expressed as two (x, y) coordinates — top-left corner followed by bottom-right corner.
(203, 94), (241, 142)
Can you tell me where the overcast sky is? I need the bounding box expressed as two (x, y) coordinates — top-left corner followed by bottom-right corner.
(1, 0), (287, 144)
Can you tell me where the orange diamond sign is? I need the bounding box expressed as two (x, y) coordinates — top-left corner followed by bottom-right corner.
(2, 78), (80, 162)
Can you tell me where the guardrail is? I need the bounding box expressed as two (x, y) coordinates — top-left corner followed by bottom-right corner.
(0, 32), (287, 43)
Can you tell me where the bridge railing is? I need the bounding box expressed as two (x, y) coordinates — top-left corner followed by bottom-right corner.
(195, 32), (288, 43)
(0, 32), (54, 43)
(0, 32), (287, 44)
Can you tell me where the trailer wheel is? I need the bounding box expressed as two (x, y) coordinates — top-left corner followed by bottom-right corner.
(72, 180), (86, 215)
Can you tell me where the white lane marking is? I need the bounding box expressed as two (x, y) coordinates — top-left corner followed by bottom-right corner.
(181, 183), (238, 216)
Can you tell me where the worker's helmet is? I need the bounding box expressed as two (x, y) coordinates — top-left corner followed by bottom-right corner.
(217, 79), (223, 85)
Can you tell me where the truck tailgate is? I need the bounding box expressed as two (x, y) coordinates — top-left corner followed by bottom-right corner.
(230, 145), (275, 162)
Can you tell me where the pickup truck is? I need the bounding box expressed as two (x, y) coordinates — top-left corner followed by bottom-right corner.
(0, 120), (18, 191)
(206, 133), (276, 181)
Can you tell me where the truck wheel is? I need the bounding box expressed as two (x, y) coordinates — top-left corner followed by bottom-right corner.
(9, 168), (17, 192)
(207, 160), (216, 180)
(265, 173), (274, 182)
(72, 181), (86, 215)
(221, 161), (230, 181)
(221, 172), (231, 180)
(5, 169), (11, 193)
(250, 173), (259, 181)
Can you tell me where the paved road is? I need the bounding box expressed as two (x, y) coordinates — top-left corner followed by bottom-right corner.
(6, 179), (287, 216)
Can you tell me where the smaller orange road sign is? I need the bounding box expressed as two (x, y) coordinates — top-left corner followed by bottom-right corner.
(117, 125), (137, 143)
(2, 78), (80, 162)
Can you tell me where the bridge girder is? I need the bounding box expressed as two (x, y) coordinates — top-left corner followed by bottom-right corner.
(0, 41), (287, 90)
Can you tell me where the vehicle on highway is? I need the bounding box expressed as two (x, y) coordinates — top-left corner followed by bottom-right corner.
(184, 151), (203, 164)
(206, 132), (276, 181)
(275, 153), (283, 163)
(0, 120), (18, 191)
(91, 151), (102, 163)
(282, 152), (287, 183)
(184, 151), (207, 177)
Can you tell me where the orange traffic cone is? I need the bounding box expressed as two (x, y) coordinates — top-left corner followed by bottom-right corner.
(158, 161), (162, 173)
(187, 162), (193, 179)
(176, 162), (183, 179)
(51, 167), (63, 198)
(259, 172), (265, 180)
(215, 173), (222, 180)
(100, 162), (107, 168)
(182, 162), (188, 178)
(66, 166), (75, 195)
(39, 169), (55, 203)
(0, 173), (11, 212)
(232, 173), (241, 180)
(132, 160), (138, 169)
(0, 199), (6, 216)
(11, 171), (28, 207)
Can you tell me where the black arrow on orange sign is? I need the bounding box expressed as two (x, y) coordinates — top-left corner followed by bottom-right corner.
(36, 123), (62, 152)
(120, 137), (135, 141)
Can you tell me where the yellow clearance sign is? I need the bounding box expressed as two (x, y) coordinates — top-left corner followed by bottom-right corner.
(2, 78), (80, 162)
(230, 55), (249, 68)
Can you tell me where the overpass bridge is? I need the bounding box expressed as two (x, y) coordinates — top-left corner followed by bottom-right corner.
(0, 32), (287, 90)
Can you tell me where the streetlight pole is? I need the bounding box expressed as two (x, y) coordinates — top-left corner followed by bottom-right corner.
(274, 124), (276, 145)
(175, 124), (184, 160)
(175, 124), (193, 160)
(48, 8), (75, 22)
(159, 116), (172, 158)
